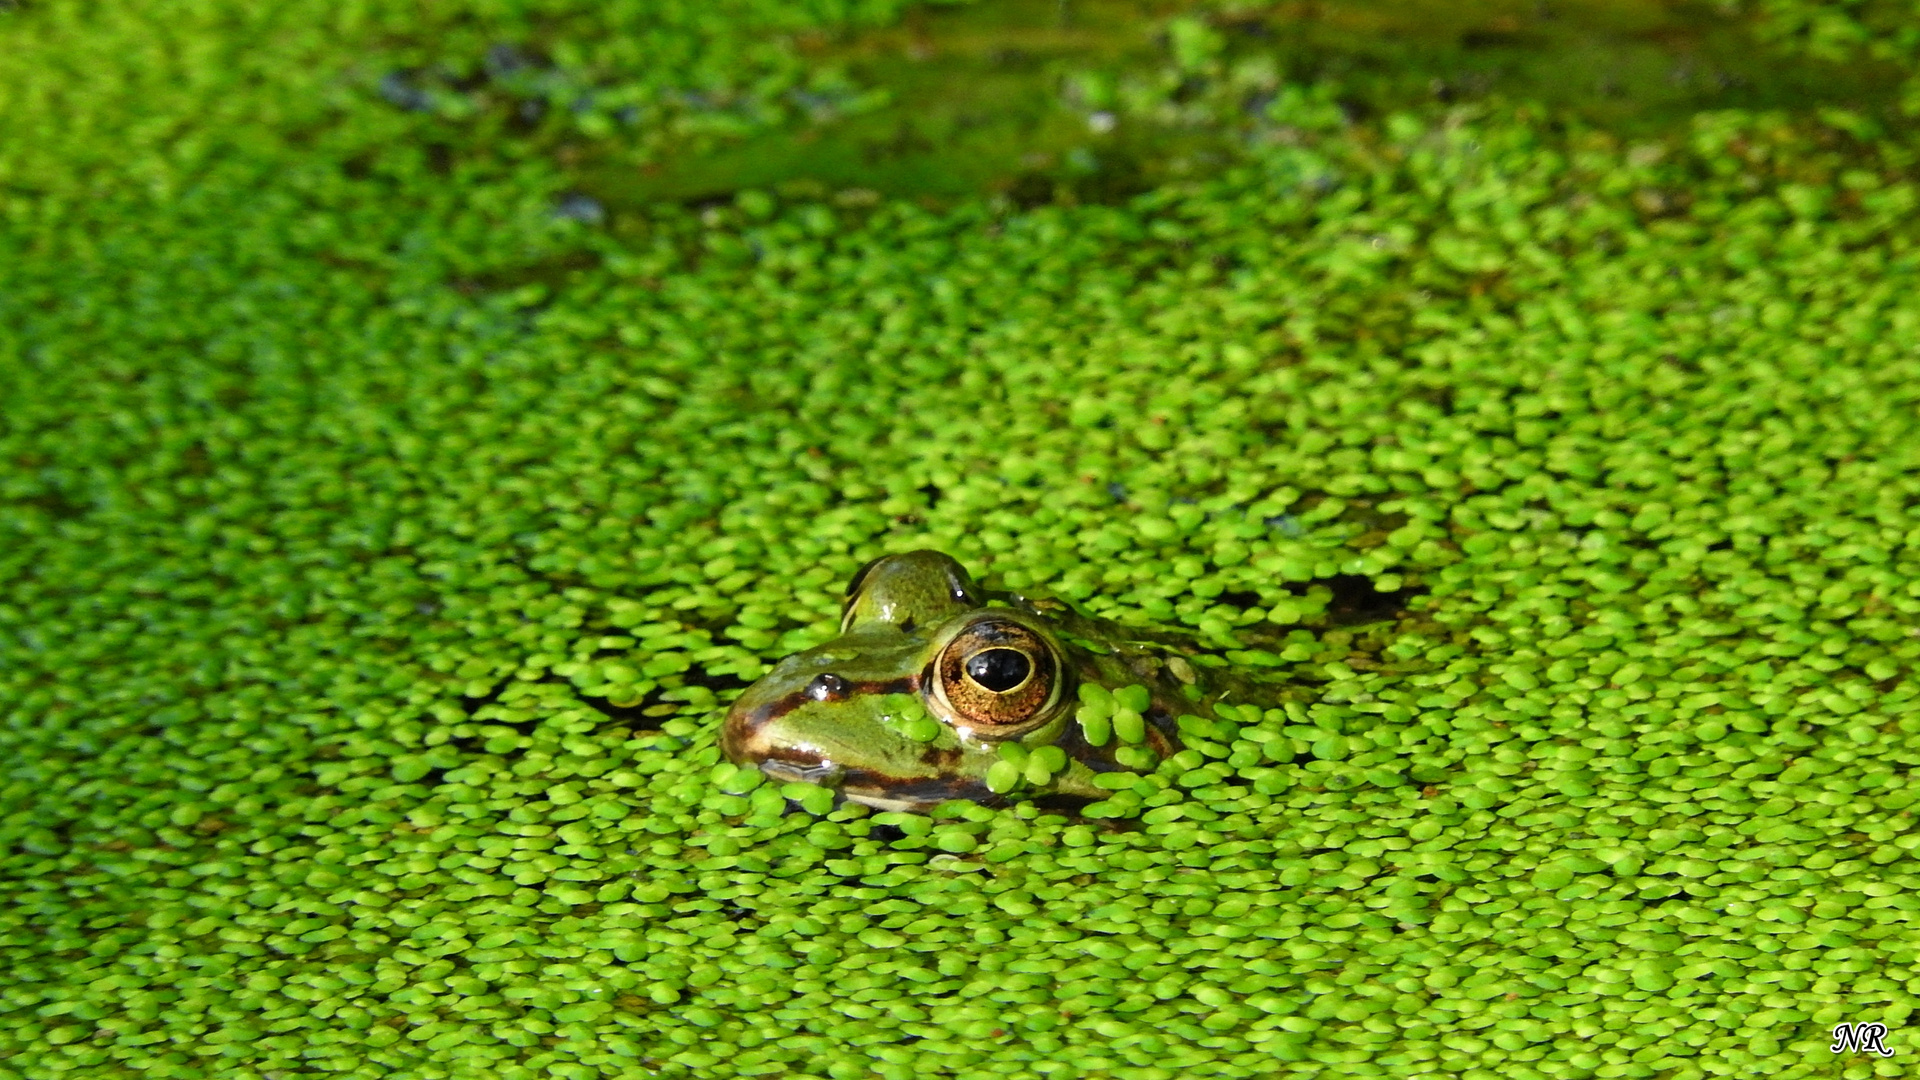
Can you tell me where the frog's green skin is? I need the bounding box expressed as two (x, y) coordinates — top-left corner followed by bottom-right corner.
(721, 550), (1265, 811)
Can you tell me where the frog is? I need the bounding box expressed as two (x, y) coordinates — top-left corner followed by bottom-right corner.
(720, 550), (1274, 811)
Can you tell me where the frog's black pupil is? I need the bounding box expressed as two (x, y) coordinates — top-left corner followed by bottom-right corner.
(966, 649), (1031, 692)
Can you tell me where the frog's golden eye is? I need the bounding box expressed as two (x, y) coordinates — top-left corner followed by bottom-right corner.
(933, 619), (1060, 730)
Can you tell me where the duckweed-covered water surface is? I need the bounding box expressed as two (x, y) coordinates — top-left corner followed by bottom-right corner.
(4, 1), (1920, 1078)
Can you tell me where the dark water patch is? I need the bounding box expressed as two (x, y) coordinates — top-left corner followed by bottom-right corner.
(1321, 574), (1427, 627)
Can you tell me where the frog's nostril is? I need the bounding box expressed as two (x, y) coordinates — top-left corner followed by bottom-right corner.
(806, 673), (849, 701)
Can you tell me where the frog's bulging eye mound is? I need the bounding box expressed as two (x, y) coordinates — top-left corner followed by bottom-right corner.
(932, 618), (1062, 731)
(839, 549), (981, 634)
(843, 555), (886, 601)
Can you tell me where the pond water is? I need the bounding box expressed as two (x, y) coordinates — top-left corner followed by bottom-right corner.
(607, 0), (1899, 206)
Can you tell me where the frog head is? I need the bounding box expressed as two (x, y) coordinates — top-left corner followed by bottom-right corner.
(720, 550), (1186, 810)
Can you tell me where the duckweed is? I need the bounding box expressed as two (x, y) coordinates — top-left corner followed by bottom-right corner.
(3, 1), (1920, 1079)
(1079, 709), (1114, 748)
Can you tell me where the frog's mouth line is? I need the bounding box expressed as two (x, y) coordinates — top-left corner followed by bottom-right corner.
(837, 771), (998, 810)
(756, 751), (996, 809)
(758, 751), (845, 787)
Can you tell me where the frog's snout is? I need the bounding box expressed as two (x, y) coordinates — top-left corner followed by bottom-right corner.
(719, 696), (774, 767)
(720, 693), (843, 786)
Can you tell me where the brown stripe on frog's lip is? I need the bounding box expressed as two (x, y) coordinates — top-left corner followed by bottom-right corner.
(719, 674), (921, 767)
(839, 768), (997, 809)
